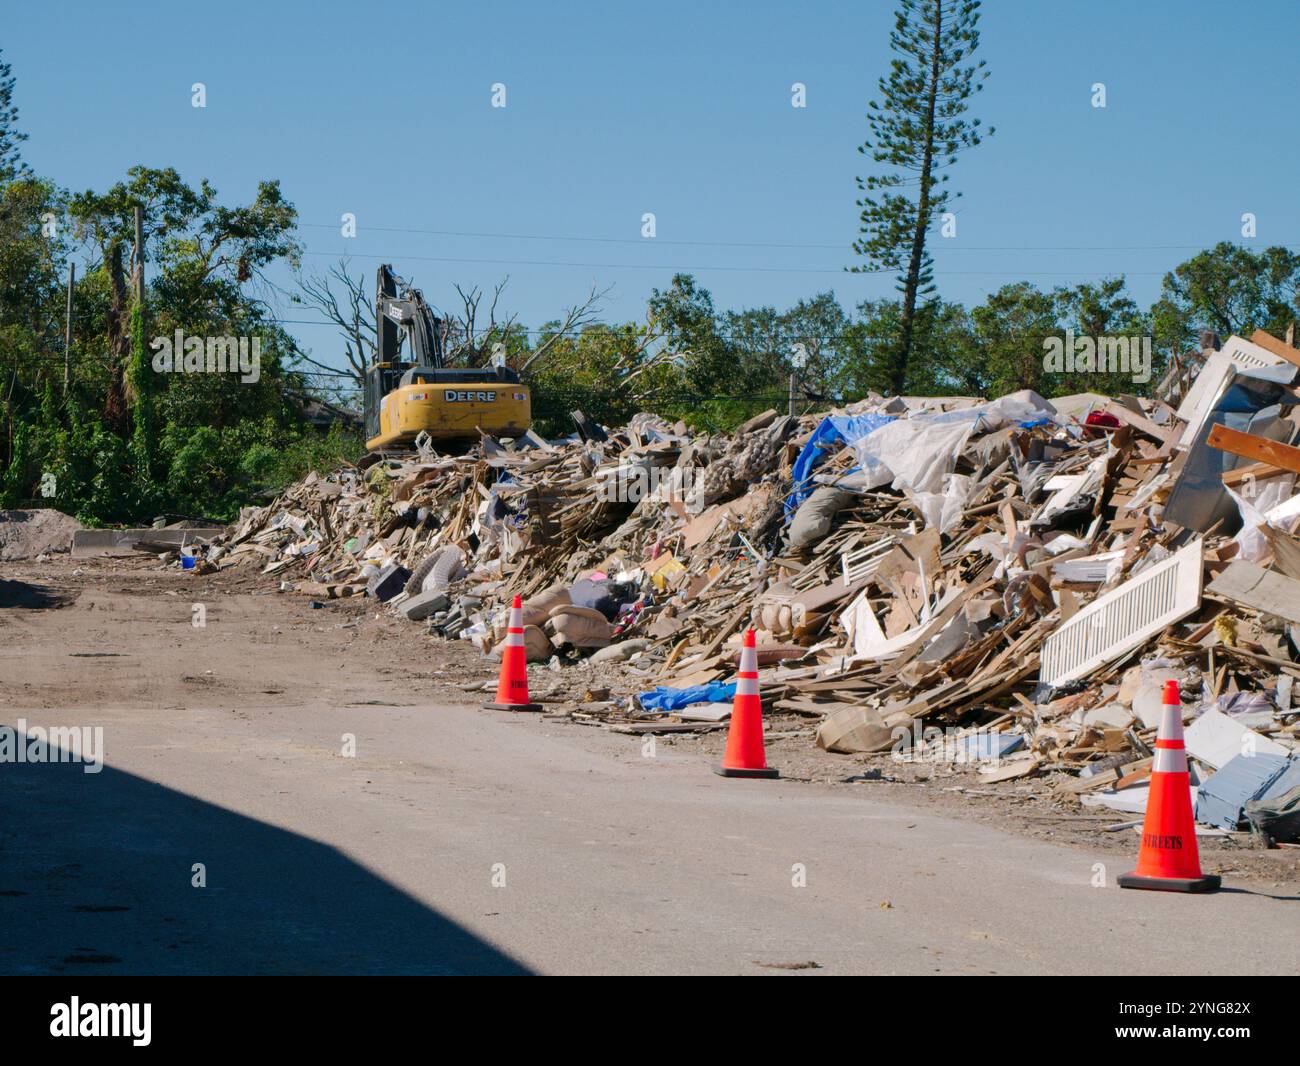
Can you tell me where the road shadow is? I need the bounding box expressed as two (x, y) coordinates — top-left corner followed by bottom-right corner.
(1216, 886), (1300, 902)
(0, 750), (531, 975)
(0, 579), (74, 610)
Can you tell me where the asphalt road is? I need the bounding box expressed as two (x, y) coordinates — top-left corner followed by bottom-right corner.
(3, 694), (1297, 975)
(1, 563), (1295, 976)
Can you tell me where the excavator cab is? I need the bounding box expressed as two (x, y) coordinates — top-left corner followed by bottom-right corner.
(363, 265), (532, 451)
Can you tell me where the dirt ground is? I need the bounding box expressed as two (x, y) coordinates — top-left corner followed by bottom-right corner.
(2, 552), (1296, 892)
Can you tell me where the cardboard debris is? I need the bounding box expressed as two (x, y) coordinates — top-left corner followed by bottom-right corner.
(1208, 561), (1300, 625)
(815, 705), (894, 754)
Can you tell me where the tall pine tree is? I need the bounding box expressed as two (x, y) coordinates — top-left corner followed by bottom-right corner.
(852, 0), (991, 392)
(0, 48), (29, 182)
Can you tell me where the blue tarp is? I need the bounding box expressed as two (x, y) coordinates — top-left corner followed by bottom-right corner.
(785, 413), (893, 519)
(638, 681), (737, 712)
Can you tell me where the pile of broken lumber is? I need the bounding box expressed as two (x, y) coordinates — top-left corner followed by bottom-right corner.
(207, 329), (1300, 835)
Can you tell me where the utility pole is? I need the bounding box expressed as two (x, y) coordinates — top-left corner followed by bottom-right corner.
(63, 262), (75, 394)
(789, 343), (808, 418)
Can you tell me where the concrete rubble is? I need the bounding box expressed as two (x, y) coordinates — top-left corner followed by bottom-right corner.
(0, 509), (84, 562)
(206, 329), (1300, 846)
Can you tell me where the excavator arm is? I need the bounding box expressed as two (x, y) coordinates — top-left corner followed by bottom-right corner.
(376, 264), (445, 370)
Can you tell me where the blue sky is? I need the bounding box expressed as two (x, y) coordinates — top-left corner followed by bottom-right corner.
(6, 0), (1298, 378)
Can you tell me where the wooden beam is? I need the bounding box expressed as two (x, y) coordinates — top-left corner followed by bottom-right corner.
(1250, 329), (1300, 369)
(1221, 459), (1291, 487)
(1104, 402), (1172, 443)
(1206, 423), (1300, 475)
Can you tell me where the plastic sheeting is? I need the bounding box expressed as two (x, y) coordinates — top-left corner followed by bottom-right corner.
(850, 391), (1058, 496)
(638, 681), (737, 711)
(786, 393), (1055, 518)
(907, 473), (975, 534)
(785, 413), (894, 518)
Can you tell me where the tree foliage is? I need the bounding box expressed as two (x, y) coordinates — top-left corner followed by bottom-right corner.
(0, 47), (28, 183)
(1151, 241), (1300, 354)
(852, 0), (991, 391)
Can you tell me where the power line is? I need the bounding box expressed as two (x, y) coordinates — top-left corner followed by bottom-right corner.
(300, 248), (1181, 277)
(301, 249), (884, 275)
(298, 222), (1296, 254)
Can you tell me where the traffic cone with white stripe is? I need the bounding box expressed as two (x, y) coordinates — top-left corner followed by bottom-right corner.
(1118, 680), (1219, 893)
(713, 629), (778, 779)
(485, 595), (543, 712)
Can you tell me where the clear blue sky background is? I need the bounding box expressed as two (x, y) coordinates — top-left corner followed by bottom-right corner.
(6, 0), (1298, 378)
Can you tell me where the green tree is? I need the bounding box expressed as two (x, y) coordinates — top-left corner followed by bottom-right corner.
(1150, 242), (1300, 357)
(527, 316), (686, 435)
(851, 0), (991, 393)
(966, 282), (1059, 397)
(1053, 276), (1153, 395)
(723, 292), (855, 413)
(648, 275), (731, 397)
(68, 167), (300, 429)
(0, 47), (29, 183)
(127, 299), (159, 497)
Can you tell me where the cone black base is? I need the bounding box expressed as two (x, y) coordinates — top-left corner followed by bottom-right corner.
(1118, 872), (1221, 893)
(485, 701), (543, 713)
(713, 765), (779, 779)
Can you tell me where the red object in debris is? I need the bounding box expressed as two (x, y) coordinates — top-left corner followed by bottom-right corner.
(1083, 410), (1121, 439)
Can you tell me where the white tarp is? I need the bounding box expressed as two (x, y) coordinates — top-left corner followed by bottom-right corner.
(850, 391), (1057, 495)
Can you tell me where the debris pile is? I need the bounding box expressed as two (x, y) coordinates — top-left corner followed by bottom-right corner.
(210, 329), (1300, 843)
(0, 509), (83, 561)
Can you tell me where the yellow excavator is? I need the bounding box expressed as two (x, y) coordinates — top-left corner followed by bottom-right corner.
(363, 264), (532, 452)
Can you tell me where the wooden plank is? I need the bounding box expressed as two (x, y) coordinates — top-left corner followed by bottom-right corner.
(1207, 561), (1300, 625)
(1262, 528), (1300, 580)
(1250, 329), (1300, 369)
(1104, 402), (1171, 443)
(607, 721), (729, 735)
(1206, 423), (1300, 475)
(696, 602), (751, 661)
(1221, 459), (1290, 487)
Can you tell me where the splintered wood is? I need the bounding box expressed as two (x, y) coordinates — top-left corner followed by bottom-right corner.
(206, 335), (1300, 783)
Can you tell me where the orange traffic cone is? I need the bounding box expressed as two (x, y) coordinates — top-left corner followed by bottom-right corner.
(485, 595), (543, 713)
(713, 629), (778, 779)
(1118, 680), (1220, 893)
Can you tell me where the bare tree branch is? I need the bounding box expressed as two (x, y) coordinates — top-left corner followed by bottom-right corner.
(518, 283), (613, 373)
(285, 256), (375, 387)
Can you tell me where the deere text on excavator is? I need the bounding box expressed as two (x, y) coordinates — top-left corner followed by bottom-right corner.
(363, 264), (531, 452)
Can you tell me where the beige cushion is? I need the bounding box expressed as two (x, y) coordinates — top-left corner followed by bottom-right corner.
(490, 624), (552, 662)
(547, 607), (613, 648)
(522, 584), (572, 628)
(548, 604), (607, 623)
